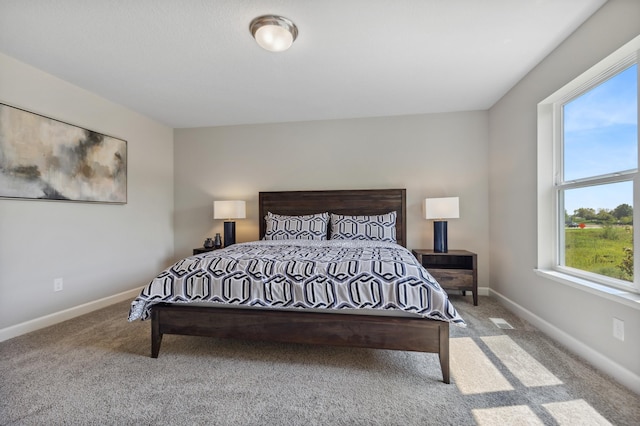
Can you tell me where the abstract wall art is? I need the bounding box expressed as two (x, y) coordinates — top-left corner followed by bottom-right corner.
(0, 103), (127, 203)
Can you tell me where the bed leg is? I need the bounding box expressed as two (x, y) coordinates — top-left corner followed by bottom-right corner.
(151, 309), (162, 358)
(439, 324), (450, 384)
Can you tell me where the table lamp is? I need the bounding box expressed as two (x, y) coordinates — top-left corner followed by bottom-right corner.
(425, 197), (459, 253)
(213, 200), (246, 247)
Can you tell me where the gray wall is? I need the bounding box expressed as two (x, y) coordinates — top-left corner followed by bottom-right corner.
(0, 53), (175, 332)
(174, 112), (490, 288)
(489, 0), (640, 390)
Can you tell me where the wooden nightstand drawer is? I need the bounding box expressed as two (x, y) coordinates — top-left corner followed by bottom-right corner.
(412, 249), (478, 306)
(428, 268), (473, 289)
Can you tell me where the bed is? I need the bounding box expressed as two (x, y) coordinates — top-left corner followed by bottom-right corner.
(128, 189), (464, 383)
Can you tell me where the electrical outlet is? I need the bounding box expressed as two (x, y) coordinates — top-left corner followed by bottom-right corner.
(613, 317), (624, 341)
(54, 278), (63, 292)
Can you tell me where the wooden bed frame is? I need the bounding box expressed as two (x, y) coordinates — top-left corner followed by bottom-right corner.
(150, 189), (450, 383)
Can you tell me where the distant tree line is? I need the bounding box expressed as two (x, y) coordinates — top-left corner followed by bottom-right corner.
(566, 203), (633, 225)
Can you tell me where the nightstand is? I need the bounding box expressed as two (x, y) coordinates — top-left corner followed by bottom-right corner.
(193, 247), (220, 255)
(412, 249), (478, 306)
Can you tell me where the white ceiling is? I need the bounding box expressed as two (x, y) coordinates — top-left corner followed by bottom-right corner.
(0, 0), (606, 128)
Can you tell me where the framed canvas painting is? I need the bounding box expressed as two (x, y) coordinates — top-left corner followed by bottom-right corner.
(0, 103), (127, 203)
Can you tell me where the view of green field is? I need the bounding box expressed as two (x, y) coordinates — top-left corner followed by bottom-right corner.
(564, 226), (633, 281)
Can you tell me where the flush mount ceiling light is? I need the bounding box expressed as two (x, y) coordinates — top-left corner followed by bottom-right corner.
(250, 15), (298, 52)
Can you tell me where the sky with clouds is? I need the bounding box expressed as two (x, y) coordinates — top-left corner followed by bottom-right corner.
(563, 64), (637, 215)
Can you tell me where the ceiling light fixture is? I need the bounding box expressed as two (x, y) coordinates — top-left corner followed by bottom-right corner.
(250, 15), (298, 52)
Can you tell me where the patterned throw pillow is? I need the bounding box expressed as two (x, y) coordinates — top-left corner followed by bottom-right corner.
(264, 212), (329, 240)
(330, 211), (397, 243)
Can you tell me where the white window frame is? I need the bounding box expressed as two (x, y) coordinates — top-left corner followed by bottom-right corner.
(537, 35), (640, 300)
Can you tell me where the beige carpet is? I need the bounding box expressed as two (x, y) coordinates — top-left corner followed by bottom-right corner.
(1, 295), (638, 425)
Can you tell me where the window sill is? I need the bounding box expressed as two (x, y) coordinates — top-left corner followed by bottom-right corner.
(534, 269), (640, 311)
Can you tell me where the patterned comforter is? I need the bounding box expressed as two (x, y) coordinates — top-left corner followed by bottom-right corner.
(128, 240), (465, 326)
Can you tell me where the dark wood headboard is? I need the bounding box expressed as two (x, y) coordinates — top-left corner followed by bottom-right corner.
(258, 189), (407, 247)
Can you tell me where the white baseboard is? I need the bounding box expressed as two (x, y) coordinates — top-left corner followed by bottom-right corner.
(478, 286), (490, 296)
(0, 288), (141, 343)
(490, 289), (640, 395)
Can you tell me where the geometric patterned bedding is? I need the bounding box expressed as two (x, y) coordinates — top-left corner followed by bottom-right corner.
(128, 240), (466, 326)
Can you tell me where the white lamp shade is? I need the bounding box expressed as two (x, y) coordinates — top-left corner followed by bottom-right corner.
(214, 200), (246, 220)
(425, 197), (459, 220)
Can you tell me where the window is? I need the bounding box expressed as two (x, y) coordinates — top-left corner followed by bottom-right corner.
(538, 36), (640, 294)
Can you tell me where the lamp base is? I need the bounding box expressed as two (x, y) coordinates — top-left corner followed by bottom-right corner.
(433, 221), (448, 253)
(223, 221), (236, 247)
